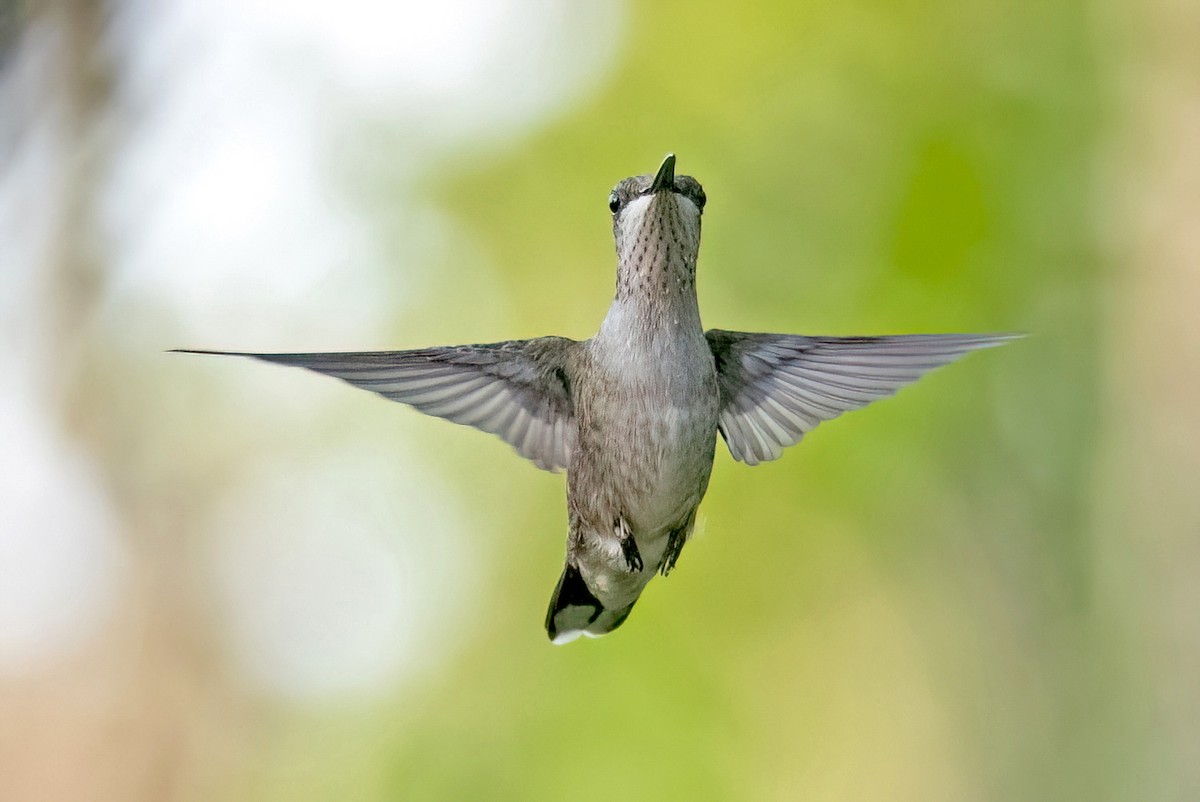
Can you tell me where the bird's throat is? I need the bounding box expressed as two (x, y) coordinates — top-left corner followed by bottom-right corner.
(605, 193), (704, 340)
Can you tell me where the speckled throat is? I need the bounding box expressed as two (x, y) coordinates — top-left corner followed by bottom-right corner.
(603, 180), (706, 339)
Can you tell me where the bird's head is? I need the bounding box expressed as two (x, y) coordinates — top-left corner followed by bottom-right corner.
(607, 153), (707, 280)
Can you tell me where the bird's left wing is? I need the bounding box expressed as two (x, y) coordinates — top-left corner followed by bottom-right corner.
(705, 330), (1019, 465)
(175, 338), (579, 472)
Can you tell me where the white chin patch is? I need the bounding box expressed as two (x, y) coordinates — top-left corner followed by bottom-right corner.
(617, 193), (700, 251)
(617, 195), (654, 242)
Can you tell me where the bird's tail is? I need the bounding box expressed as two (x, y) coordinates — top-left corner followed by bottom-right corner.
(544, 563), (637, 644)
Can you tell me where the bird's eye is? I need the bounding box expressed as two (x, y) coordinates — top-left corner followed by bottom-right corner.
(608, 193), (621, 214)
(695, 190), (707, 212)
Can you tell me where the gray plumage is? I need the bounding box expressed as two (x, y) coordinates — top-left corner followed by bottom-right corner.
(176, 154), (1017, 644)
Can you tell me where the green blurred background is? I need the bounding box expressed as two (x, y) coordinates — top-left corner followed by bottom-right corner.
(2, 0), (1197, 800)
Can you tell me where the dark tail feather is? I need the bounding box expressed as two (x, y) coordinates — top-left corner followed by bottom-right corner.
(545, 563), (635, 644)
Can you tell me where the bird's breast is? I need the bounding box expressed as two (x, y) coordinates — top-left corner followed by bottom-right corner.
(571, 332), (719, 536)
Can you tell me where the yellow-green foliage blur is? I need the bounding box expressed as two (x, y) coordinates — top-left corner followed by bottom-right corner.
(2, 1), (1196, 801)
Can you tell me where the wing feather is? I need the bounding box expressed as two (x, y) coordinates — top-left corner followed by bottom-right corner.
(706, 331), (1019, 465)
(175, 338), (579, 472)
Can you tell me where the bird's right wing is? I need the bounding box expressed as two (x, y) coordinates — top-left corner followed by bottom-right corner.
(705, 330), (1019, 465)
(175, 338), (579, 472)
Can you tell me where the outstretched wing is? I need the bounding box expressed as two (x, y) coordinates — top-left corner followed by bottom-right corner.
(176, 338), (579, 472)
(705, 331), (1019, 465)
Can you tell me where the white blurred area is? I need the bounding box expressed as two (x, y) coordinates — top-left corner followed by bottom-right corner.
(206, 446), (473, 698)
(0, 376), (125, 672)
(0, 0), (623, 720)
(102, 0), (625, 340)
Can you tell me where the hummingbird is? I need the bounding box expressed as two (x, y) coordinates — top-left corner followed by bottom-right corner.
(177, 154), (1016, 644)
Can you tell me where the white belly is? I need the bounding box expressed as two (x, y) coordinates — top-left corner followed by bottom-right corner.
(622, 403), (714, 530)
(571, 324), (719, 557)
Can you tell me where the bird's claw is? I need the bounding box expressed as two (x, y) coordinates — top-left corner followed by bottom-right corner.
(621, 538), (643, 572)
(615, 517), (642, 573)
(659, 522), (689, 576)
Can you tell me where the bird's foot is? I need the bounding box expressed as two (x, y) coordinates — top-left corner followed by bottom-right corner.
(659, 519), (691, 576)
(615, 517), (642, 572)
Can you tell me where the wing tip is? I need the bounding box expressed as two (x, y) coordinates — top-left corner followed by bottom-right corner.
(965, 332), (1027, 348)
(169, 348), (256, 357)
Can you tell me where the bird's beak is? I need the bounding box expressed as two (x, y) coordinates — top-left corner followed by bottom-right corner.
(649, 153), (676, 194)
